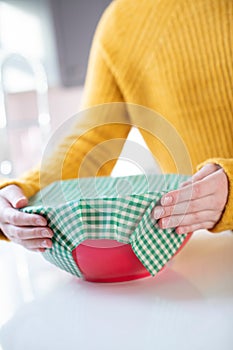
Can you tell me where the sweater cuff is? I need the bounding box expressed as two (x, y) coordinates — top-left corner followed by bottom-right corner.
(197, 158), (233, 232)
(0, 178), (38, 198)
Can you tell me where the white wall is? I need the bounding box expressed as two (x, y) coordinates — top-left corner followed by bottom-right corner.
(0, 0), (60, 86)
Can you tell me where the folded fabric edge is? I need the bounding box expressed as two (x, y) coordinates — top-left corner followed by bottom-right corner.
(129, 200), (188, 276)
(42, 243), (83, 278)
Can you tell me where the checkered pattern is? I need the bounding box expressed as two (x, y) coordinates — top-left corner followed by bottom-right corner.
(21, 174), (190, 278)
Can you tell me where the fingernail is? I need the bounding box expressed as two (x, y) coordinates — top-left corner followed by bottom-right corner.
(153, 208), (164, 219)
(42, 240), (50, 248)
(36, 219), (46, 226)
(162, 196), (173, 205)
(15, 197), (28, 208)
(176, 228), (186, 234)
(42, 229), (51, 237)
(161, 218), (167, 228)
(17, 197), (27, 203)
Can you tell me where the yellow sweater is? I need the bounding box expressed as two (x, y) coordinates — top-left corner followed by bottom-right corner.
(0, 0), (232, 236)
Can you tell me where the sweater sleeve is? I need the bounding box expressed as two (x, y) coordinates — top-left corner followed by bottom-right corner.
(0, 4), (131, 240)
(197, 158), (233, 232)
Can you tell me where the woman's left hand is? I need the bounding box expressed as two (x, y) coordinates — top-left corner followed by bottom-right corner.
(152, 163), (229, 234)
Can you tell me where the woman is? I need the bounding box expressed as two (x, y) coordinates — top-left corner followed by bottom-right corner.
(0, 0), (232, 251)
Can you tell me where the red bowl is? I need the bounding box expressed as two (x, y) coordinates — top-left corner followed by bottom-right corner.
(72, 233), (192, 283)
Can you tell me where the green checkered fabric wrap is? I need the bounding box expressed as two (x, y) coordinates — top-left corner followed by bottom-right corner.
(21, 174), (190, 277)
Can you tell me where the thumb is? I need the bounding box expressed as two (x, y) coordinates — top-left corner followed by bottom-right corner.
(1, 185), (28, 208)
(191, 163), (221, 183)
(180, 163), (221, 188)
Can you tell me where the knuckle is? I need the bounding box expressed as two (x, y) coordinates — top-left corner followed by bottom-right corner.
(35, 229), (44, 238)
(189, 201), (197, 212)
(10, 212), (19, 225)
(166, 207), (171, 217)
(192, 211), (201, 222)
(192, 184), (201, 198)
(15, 227), (25, 239)
(185, 186), (194, 202)
(11, 234), (22, 244)
(21, 239), (33, 249)
(16, 238), (24, 245)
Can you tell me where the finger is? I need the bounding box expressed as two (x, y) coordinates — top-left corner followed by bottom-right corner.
(2, 224), (53, 249)
(191, 163), (221, 182)
(161, 171), (220, 206)
(30, 248), (46, 253)
(18, 238), (53, 250)
(152, 195), (216, 219)
(179, 180), (192, 188)
(2, 207), (47, 227)
(175, 222), (215, 234)
(180, 163), (220, 187)
(158, 210), (218, 229)
(1, 185), (28, 208)
(2, 224), (53, 240)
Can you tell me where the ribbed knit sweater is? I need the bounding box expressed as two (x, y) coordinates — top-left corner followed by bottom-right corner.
(0, 0), (232, 236)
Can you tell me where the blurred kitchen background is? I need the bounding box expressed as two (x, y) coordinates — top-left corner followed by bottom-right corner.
(0, 0), (159, 180)
(0, 0), (107, 177)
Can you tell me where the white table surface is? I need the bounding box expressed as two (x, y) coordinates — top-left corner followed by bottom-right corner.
(0, 230), (233, 350)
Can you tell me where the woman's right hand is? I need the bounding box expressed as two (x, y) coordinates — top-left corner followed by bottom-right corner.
(0, 185), (53, 252)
